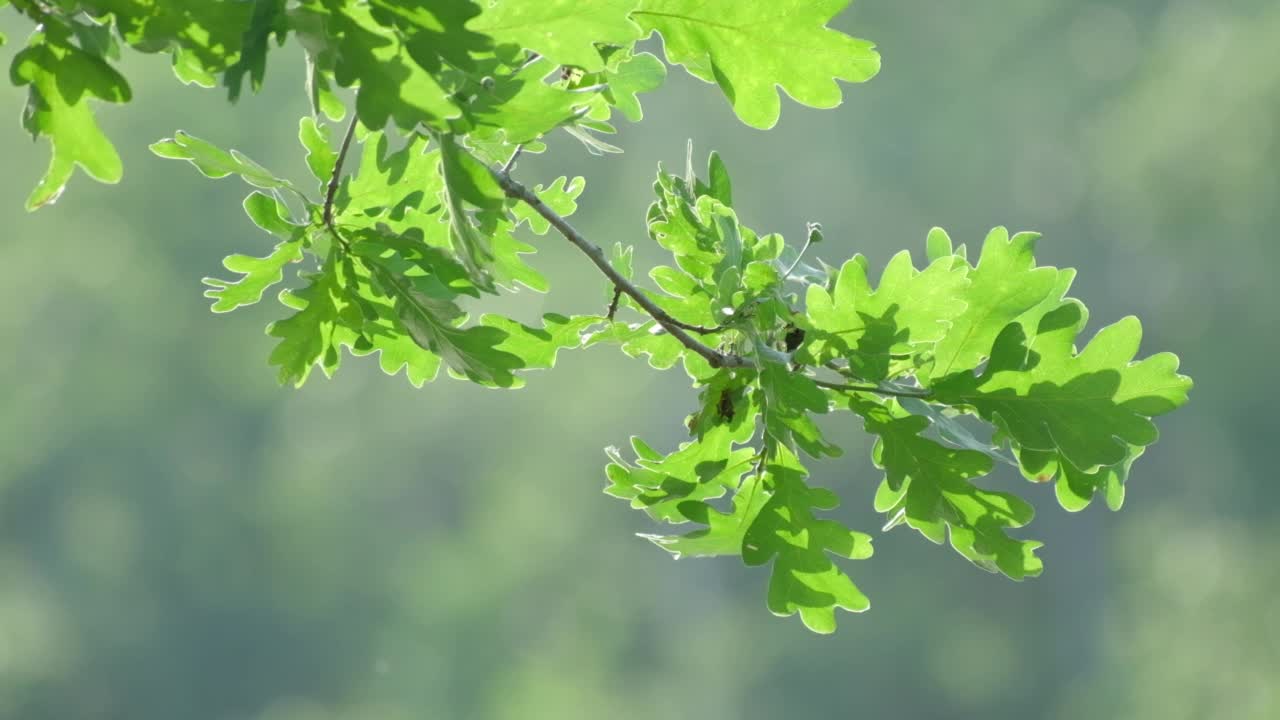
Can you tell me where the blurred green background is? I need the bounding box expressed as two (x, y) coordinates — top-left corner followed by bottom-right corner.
(2, 1), (1277, 718)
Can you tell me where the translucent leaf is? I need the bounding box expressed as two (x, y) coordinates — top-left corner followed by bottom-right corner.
(634, 0), (880, 128)
(510, 176), (584, 235)
(298, 116), (337, 188)
(924, 227), (1061, 380)
(291, 1), (469, 131)
(854, 397), (1043, 579)
(268, 255), (349, 387)
(224, 0), (288, 101)
(742, 445), (873, 633)
(467, 0), (644, 71)
(203, 193), (306, 312)
(151, 130), (301, 193)
(932, 302), (1193, 473)
(805, 246), (970, 381)
(607, 425), (755, 523)
(466, 57), (592, 144)
(11, 28), (131, 209)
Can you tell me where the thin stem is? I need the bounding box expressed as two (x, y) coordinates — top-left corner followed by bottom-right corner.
(490, 167), (749, 369)
(502, 145), (524, 175)
(782, 236), (812, 280)
(811, 377), (933, 400)
(323, 114), (359, 233)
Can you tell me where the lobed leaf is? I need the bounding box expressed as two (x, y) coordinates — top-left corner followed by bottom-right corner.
(853, 397), (1043, 579)
(467, 0), (644, 71)
(932, 302), (1193, 473)
(11, 28), (131, 209)
(634, 0), (880, 128)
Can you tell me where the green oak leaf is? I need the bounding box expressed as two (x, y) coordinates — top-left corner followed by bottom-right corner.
(366, 262), (580, 388)
(605, 50), (666, 121)
(634, 0), (880, 128)
(291, 1), (461, 131)
(438, 134), (506, 288)
(694, 151), (733, 207)
(643, 471), (770, 558)
(510, 176), (584, 235)
(83, 0), (252, 83)
(348, 296), (445, 389)
(923, 227), (1061, 381)
(584, 320), (684, 371)
(204, 193), (306, 312)
(466, 57), (592, 144)
(583, 50), (666, 122)
(224, 0), (288, 101)
(467, 0), (644, 71)
(11, 28), (132, 210)
(337, 131), (445, 238)
(758, 358), (839, 458)
(742, 445), (873, 633)
(932, 301), (1192, 473)
(606, 425), (756, 523)
(804, 247), (970, 380)
(854, 397), (1043, 579)
(151, 130), (302, 194)
(481, 312), (598, 372)
(1019, 446), (1140, 512)
(298, 116), (337, 189)
(268, 253), (351, 387)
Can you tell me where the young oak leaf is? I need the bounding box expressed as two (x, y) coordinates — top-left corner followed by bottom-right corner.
(438, 133), (506, 289)
(606, 425), (756, 523)
(853, 397), (1043, 579)
(758, 359), (840, 458)
(804, 247), (970, 381)
(932, 301), (1192, 473)
(741, 445), (873, 634)
(224, 0), (289, 101)
(291, 1), (461, 131)
(510, 176), (585, 235)
(298, 116), (337, 189)
(204, 193), (306, 312)
(466, 57), (594, 144)
(337, 132), (446, 238)
(12, 28), (132, 210)
(633, 0), (880, 129)
(1019, 446), (1140, 513)
(267, 255), (349, 387)
(643, 471), (771, 559)
(923, 227), (1062, 381)
(581, 50), (667, 123)
(151, 130), (302, 194)
(467, 0), (644, 72)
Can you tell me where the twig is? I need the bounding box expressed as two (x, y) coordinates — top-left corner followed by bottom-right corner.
(606, 286), (623, 320)
(502, 145), (524, 175)
(782, 221), (823, 280)
(811, 377), (933, 400)
(490, 167), (749, 369)
(323, 114), (359, 234)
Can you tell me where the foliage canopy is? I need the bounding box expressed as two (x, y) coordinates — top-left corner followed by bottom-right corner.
(3, 0), (1190, 632)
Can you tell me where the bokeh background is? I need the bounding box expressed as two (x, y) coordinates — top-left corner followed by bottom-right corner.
(2, 1), (1277, 718)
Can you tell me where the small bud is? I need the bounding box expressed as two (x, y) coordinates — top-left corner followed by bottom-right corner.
(806, 221), (824, 245)
(480, 76), (496, 90)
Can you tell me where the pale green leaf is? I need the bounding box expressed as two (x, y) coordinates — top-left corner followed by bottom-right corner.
(467, 0), (644, 71)
(11, 28), (131, 210)
(634, 0), (880, 128)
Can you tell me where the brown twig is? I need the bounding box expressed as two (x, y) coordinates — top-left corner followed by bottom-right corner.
(490, 167), (749, 369)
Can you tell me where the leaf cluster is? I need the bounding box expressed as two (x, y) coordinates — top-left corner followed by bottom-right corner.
(2, 0), (1190, 631)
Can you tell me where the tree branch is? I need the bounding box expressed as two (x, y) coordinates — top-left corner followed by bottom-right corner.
(490, 167), (749, 369)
